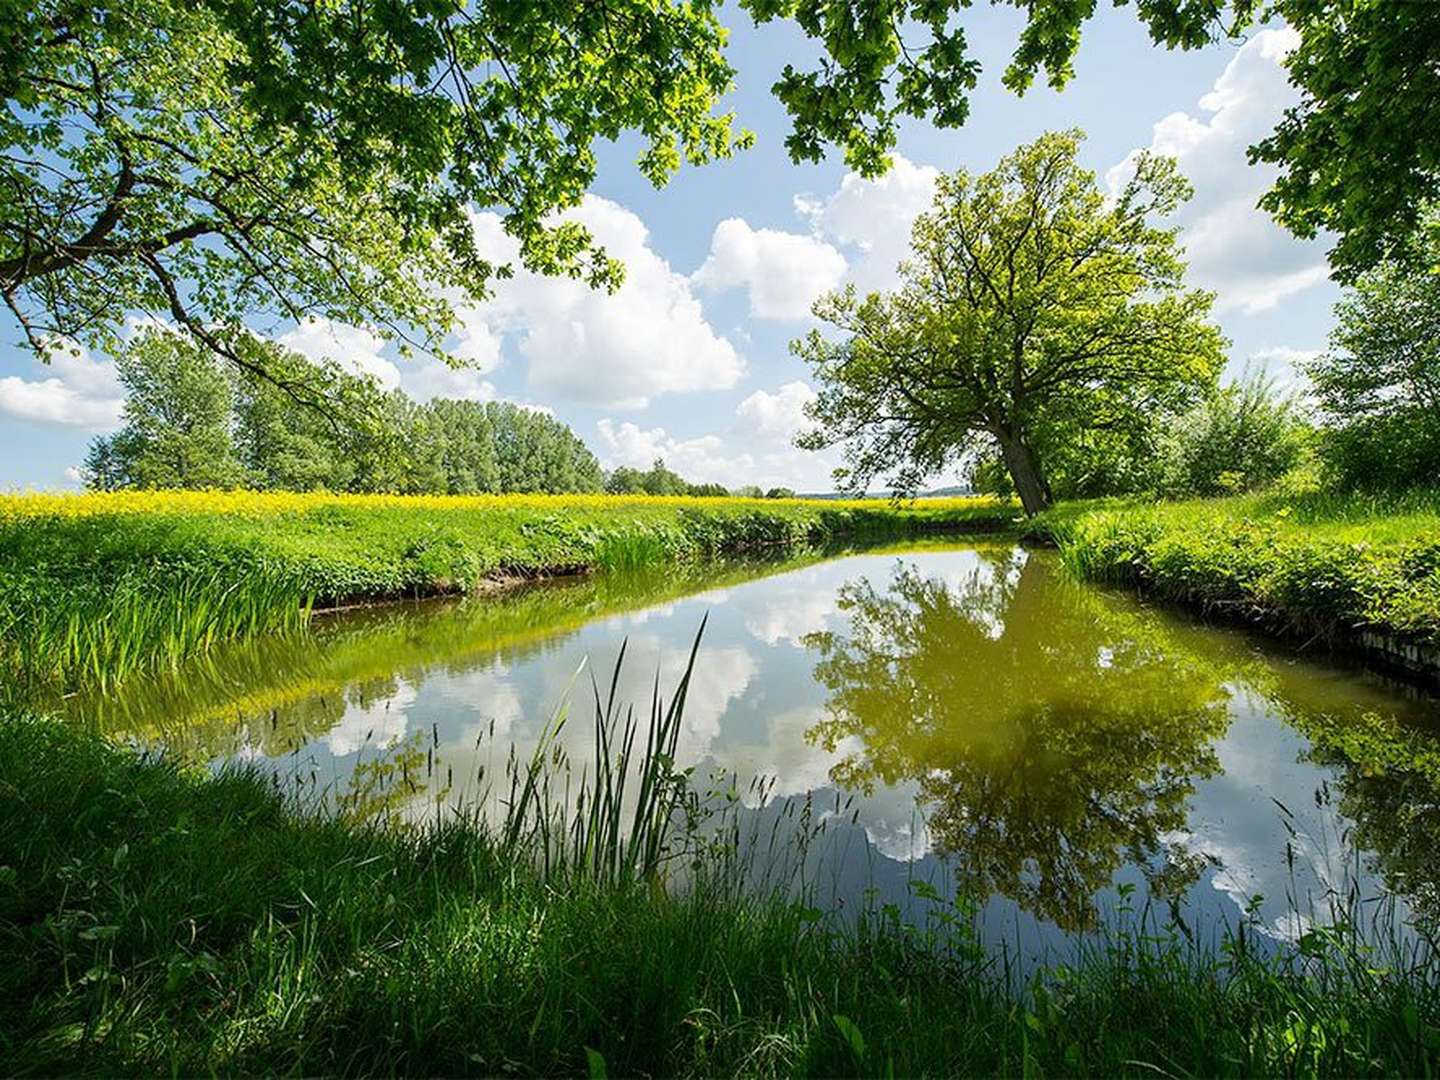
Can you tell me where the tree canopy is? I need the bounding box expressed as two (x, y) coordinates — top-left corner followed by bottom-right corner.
(1, 0), (746, 395)
(3, 0), (1430, 395)
(1307, 223), (1440, 491)
(797, 130), (1224, 514)
(86, 331), (603, 494)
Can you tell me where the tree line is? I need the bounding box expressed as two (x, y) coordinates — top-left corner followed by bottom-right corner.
(85, 331), (800, 498)
(85, 333), (604, 495)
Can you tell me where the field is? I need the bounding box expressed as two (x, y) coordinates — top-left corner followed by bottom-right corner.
(0, 490), (1012, 693)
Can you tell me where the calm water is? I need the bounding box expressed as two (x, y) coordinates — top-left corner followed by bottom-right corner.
(72, 541), (1440, 958)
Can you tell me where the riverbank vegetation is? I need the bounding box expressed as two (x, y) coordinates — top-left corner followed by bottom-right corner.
(3, 709), (1437, 1077)
(1035, 490), (1440, 660)
(0, 490), (1008, 694)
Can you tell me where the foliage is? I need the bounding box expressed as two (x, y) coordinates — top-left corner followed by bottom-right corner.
(3, 0), (1426, 390)
(748, 0), (1440, 279)
(1309, 229), (1440, 491)
(605, 458), (734, 498)
(85, 332), (603, 495)
(1252, 0), (1440, 276)
(0, 489), (1009, 691)
(798, 130), (1223, 515)
(83, 331), (245, 490)
(1154, 369), (1312, 497)
(0, 0), (746, 387)
(3, 710), (1439, 1075)
(1047, 489), (1440, 648)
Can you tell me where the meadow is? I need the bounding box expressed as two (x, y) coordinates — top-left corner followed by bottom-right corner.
(0, 490), (1011, 693)
(5, 487), (1440, 1076)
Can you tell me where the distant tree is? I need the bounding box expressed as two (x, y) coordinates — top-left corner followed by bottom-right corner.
(605, 467), (648, 495)
(428, 400), (499, 495)
(84, 332), (244, 489)
(1308, 229), (1440, 491)
(1155, 370), (1311, 497)
(764, 487), (796, 499)
(486, 403), (602, 494)
(798, 131), (1224, 515)
(231, 345), (390, 492)
(734, 485), (764, 499)
(687, 482), (731, 498)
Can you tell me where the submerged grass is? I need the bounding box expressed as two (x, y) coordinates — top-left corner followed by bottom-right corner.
(0, 490), (1011, 693)
(1030, 488), (1440, 655)
(2, 639), (1438, 1076)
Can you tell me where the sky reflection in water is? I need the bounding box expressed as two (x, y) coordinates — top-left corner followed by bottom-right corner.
(77, 543), (1440, 960)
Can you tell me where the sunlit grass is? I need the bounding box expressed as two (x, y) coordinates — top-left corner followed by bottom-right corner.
(0, 489), (1012, 695)
(1035, 488), (1440, 648)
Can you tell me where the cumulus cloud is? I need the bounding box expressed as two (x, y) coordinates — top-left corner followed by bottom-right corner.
(278, 317), (402, 390)
(736, 381), (817, 441)
(0, 341), (124, 430)
(466, 197), (744, 409)
(1106, 28), (1331, 314)
(597, 380), (843, 492)
(795, 154), (940, 292)
(596, 418), (755, 483)
(692, 218), (847, 320)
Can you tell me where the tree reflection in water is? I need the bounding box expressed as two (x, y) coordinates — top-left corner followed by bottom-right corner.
(802, 549), (1232, 930)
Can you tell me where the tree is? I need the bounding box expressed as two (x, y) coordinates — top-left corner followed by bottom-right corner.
(84, 331), (244, 489)
(1, 0), (746, 394)
(1306, 227), (1440, 492)
(4, 0), (1429, 397)
(798, 131), (1224, 515)
(1154, 369), (1311, 496)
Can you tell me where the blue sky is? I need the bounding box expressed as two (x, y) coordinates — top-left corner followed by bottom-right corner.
(0, 7), (1337, 491)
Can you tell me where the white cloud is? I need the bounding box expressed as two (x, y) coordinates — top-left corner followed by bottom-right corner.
(796, 154), (940, 292)
(0, 340), (124, 430)
(466, 197), (744, 409)
(597, 392), (844, 492)
(596, 418), (755, 483)
(736, 381), (817, 441)
(1107, 28), (1331, 314)
(278, 317), (402, 390)
(692, 218), (847, 320)
(1245, 345), (1320, 397)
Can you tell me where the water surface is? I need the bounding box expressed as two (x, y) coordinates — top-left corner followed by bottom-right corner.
(75, 542), (1440, 958)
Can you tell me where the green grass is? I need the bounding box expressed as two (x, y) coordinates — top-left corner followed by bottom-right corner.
(0, 491), (1013, 694)
(3, 701), (1438, 1076)
(1031, 488), (1440, 650)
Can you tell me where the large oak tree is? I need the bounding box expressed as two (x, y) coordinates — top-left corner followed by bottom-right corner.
(796, 130), (1225, 514)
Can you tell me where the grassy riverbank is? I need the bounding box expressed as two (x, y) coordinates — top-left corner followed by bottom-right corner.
(0, 490), (1010, 693)
(2, 713), (1436, 1077)
(1035, 489), (1440, 661)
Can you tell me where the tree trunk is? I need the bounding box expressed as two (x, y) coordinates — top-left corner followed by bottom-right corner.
(996, 429), (1051, 516)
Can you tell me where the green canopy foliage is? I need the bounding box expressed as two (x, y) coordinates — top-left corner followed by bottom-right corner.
(4, 0), (1427, 396)
(1308, 224), (1440, 491)
(85, 332), (602, 494)
(797, 130), (1224, 514)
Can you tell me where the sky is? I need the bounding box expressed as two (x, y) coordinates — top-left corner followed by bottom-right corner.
(0, 7), (1339, 492)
